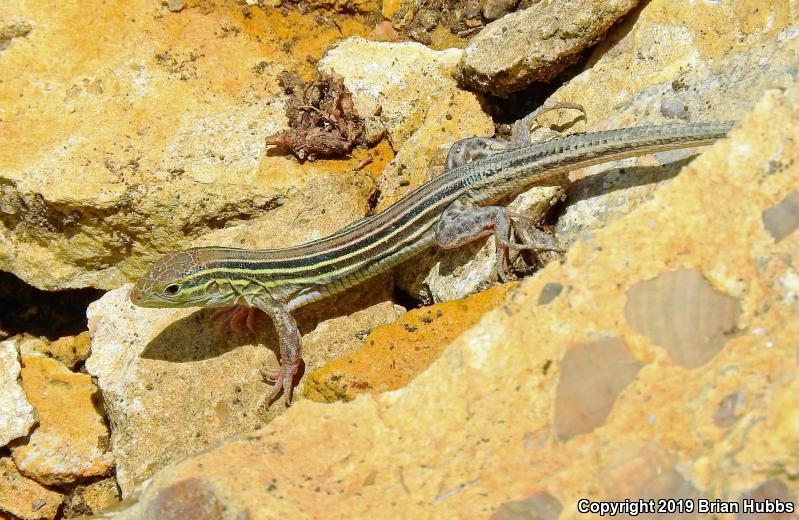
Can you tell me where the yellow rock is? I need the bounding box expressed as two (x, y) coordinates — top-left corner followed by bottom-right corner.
(0, 0), (376, 291)
(12, 356), (113, 485)
(305, 283), (516, 402)
(0, 457), (63, 520)
(17, 332), (91, 370)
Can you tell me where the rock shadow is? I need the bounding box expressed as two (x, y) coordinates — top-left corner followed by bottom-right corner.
(140, 272), (393, 363)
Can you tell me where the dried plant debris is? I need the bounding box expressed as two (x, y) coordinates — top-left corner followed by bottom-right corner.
(267, 72), (366, 161)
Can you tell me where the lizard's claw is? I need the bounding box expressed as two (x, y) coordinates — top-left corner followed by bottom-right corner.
(262, 360), (301, 407)
(213, 305), (263, 334)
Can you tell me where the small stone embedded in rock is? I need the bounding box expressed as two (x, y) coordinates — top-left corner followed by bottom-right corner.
(762, 192), (799, 243)
(491, 491), (563, 520)
(554, 338), (643, 440)
(167, 0), (185, 12)
(625, 269), (741, 368)
(480, 0), (519, 21)
(0, 457), (63, 520)
(631, 467), (701, 505)
(713, 390), (745, 428)
(660, 97), (688, 119)
(537, 282), (563, 305)
(146, 479), (227, 520)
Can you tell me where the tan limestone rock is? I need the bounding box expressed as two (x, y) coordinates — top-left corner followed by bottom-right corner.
(544, 0), (797, 131)
(403, 0), (799, 303)
(0, 339), (36, 447)
(0, 0), (377, 291)
(0, 457), (63, 520)
(460, 0), (639, 96)
(11, 355), (113, 485)
(318, 37), (494, 209)
(96, 77), (799, 520)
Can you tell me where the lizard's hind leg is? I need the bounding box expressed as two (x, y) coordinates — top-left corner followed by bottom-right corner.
(436, 198), (563, 281)
(444, 137), (510, 171)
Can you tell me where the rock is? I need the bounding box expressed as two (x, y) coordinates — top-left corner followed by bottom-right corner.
(11, 355), (113, 485)
(62, 476), (121, 517)
(0, 0), (377, 291)
(319, 37), (475, 148)
(0, 457), (63, 520)
(762, 192), (799, 243)
(82, 81), (799, 519)
(304, 283), (515, 402)
(409, 0), (799, 303)
(0, 18), (31, 44)
(382, 0), (476, 47)
(16, 333), (91, 370)
(543, 0), (798, 128)
(301, 0), (381, 14)
(460, 0), (639, 96)
(166, 0), (184, 13)
(0, 339), (36, 448)
(318, 37), (494, 209)
(480, 0), (518, 21)
(87, 184), (403, 496)
(545, 1), (799, 249)
(371, 87), (495, 210)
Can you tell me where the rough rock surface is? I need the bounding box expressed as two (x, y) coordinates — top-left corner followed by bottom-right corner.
(460, 0), (639, 96)
(318, 37), (494, 210)
(96, 79), (799, 519)
(0, 339), (36, 448)
(87, 193), (404, 497)
(15, 333), (92, 370)
(305, 283), (515, 402)
(319, 37), (489, 149)
(0, 457), (63, 520)
(0, 0), (378, 291)
(382, 0), (479, 48)
(61, 476), (121, 517)
(549, 0), (799, 245)
(11, 355), (113, 485)
(401, 0), (799, 303)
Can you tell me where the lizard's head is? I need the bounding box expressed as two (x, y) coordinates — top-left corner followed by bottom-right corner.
(130, 249), (234, 308)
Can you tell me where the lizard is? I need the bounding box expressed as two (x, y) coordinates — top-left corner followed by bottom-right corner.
(130, 107), (735, 407)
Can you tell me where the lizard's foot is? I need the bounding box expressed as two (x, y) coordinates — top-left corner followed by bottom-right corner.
(212, 305), (263, 334)
(262, 360), (301, 407)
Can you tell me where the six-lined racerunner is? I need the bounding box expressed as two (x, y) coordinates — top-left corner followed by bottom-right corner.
(130, 116), (735, 406)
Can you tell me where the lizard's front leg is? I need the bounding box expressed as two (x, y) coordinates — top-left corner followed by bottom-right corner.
(251, 296), (302, 407)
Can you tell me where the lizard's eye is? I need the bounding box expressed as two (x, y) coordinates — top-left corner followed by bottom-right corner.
(164, 284), (181, 296)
